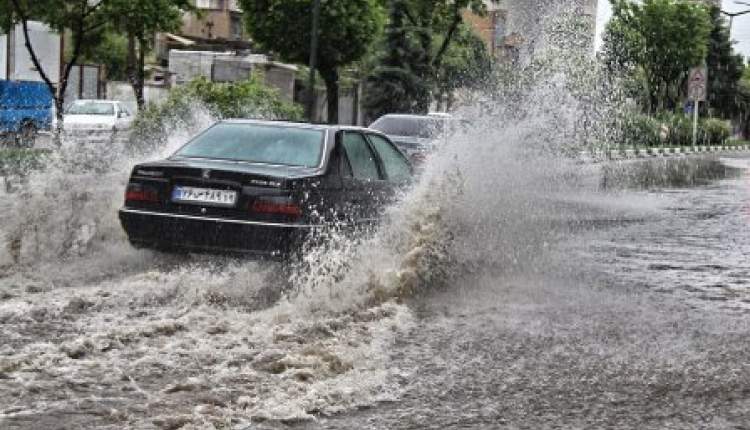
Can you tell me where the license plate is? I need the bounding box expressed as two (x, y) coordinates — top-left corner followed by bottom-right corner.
(171, 186), (237, 207)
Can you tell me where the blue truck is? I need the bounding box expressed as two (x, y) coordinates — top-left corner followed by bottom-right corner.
(0, 80), (54, 147)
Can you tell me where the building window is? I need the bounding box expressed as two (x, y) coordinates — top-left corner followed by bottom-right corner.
(231, 15), (243, 40)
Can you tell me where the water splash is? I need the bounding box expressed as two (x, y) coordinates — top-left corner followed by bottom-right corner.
(3, 1), (740, 427)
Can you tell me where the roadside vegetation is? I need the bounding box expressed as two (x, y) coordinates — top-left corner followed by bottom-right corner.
(620, 113), (732, 148)
(128, 76), (303, 154)
(0, 148), (51, 185)
(603, 0), (750, 151)
(0, 0), (195, 134)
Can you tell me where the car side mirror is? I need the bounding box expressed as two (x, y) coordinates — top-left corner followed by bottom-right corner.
(118, 111), (127, 118)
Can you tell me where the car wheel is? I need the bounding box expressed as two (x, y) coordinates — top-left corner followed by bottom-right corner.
(16, 122), (37, 148)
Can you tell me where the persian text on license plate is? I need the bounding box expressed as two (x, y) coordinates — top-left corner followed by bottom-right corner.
(171, 186), (237, 207)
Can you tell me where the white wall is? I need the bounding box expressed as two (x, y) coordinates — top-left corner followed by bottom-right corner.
(0, 33), (7, 80)
(3, 22), (60, 83)
(106, 82), (138, 114)
(106, 81), (169, 111)
(11, 22), (60, 83)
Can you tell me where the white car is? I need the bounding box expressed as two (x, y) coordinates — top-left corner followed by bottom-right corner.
(63, 100), (134, 136)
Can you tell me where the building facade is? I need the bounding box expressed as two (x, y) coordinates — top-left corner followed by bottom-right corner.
(181, 0), (244, 41)
(466, 0), (598, 62)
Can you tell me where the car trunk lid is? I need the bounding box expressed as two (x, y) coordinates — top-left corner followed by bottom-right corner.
(125, 158), (321, 223)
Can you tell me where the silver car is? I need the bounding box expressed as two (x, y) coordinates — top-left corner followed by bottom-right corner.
(368, 113), (455, 164)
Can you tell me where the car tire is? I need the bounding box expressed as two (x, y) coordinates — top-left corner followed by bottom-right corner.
(16, 122), (37, 148)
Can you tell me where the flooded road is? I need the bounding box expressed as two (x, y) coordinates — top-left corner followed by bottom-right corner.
(307, 156), (750, 430)
(1, 153), (749, 429)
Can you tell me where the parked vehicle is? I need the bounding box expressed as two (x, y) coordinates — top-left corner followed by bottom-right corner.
(0, 80), (54, 147)
(63, 100), (134, 137)
(118, 120), (413, 256)
(369, 113), (454, 164)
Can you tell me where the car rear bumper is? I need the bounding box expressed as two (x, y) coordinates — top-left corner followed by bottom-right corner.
(118, 208), (317, 256)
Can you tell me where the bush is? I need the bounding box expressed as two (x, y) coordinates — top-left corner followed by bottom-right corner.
(700, 118), (731, 145)
(618, 113), (732, 148)
(129, 76), (304, 154)
(0, 148), (50, 176)
(620, 113), (661, 147)
(660, 113), (692, 147)
(657, 114), (731, 147)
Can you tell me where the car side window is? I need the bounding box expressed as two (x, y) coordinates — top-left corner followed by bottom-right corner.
(341, 132), (380, 181)
(367, 134), (411, 182)
(320, 141), (349, 188)
(337, 142), (353, 178)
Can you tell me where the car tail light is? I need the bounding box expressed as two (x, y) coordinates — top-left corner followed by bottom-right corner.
(125, 183), (159, 203)
(250, 197), (302, 218)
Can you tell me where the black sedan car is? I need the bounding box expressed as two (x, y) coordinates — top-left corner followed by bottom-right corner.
(118, 120), (412, 256)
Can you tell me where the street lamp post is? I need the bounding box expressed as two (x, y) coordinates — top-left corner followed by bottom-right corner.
(307, 0), (321, 123)
(722, 1), (750, 34)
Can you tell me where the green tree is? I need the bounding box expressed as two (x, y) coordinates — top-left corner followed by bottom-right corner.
(365, 0), (492, 116)
(705, 6), (745, 120)
(363, 0), (429, 119)
(434, 23), (491, 111)
(739, 63), (750, 139)
(1, 0), (112, 134)
(130, 76), (303, 153)
(605, 0), (712, 113)
(80, 29), (128, 81)
(102, 0), (193, 109)
(239, 0), (384, 124)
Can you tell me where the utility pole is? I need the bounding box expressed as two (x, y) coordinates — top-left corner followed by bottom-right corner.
(307, 0), (321, 123)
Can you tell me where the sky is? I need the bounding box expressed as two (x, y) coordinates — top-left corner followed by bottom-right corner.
(595, 0), (750, 60)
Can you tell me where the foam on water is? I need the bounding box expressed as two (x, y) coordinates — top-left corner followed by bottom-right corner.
(0, 99), (428, 426)
(2, 2), (744, 427)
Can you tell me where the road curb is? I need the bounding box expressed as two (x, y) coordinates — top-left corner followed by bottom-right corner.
(590, 144), (749, 163)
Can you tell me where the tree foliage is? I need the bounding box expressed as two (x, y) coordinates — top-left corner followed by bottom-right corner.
(129, 76), (303, 154)
(101, 0), (193, 108)
(364, 0), (492, 117)
(1, 0), (112, 130)
(363, 0), (430, 119)
(79, 29), (128, 81)
(603, 0), (712, 113)
(705, 6), (746, 120)
(239, 0), (384, 124)
(434, 23), (491, 110)
(739, 63), (750, 138)
(0, 0), (192, 130)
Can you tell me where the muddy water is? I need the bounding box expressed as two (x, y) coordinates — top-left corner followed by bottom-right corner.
(0, 257), (416, 428)
(1, 155), (749, 429)
(304, 155), (750, 430)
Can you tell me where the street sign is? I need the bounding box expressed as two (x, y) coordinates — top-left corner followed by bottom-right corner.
(688, 67), (707, 102)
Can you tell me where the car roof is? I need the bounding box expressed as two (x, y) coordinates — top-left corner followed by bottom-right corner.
(427, 112), (452, 118)
(374, 114), (441, 120)
(72, 99), (119, 104)
(218, 119), (386, 135)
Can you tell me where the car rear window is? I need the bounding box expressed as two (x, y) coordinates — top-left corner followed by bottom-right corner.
(369, 116), (444, 139)
(175, 123), (325, 167)
(66, 101), (115, 115)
